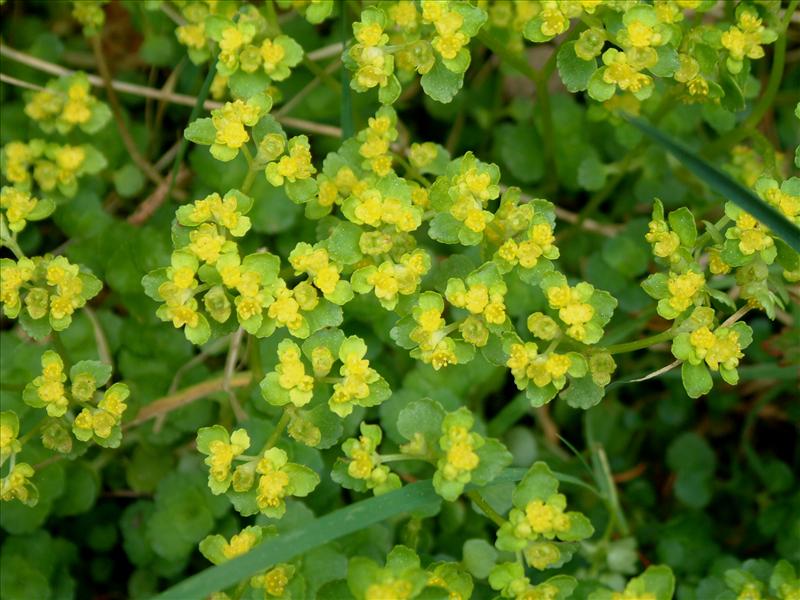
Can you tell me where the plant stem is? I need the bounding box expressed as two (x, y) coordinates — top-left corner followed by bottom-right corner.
(89, 36), (168, 192)
(466, 491), (506, 527)
(126, 372), (253, 428)
(0, 44), (344, 138)
(84, 306), (113, 367)
(240, 146), (258, 194)
(265, 410), (292, 449)
(603, 329), (675, 355)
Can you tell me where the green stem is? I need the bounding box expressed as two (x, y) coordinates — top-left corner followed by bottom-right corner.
(703, 0), (798, 156)
(264, 410), (292, 450)
(603, 329), (674, 355)
(0, 216), (26, 259)
(466, 490), (507, 528)
(240, 145), (258, 194)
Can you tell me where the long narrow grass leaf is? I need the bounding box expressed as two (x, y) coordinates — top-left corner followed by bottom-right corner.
(624, 114), (800, 253)
(154, 469), (526, 600)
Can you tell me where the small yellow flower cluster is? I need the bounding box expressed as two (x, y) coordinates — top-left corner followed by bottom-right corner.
(0, 255), (100, 329)
(409, 292), (460, 370)
(315, 165), (360, 215)
(348, 182), (422, 234)
(72, 383), (130, 444)
(0, 463), (37, 506)
(488, 191), (560, 274)
(507, 342), (573, 391)
(24, 74), (109, 134)
(665, 270), (705, 315)
(446, 278), (507, 325)
(688, 326), (744, 373)
(1, 140), (98, 196)
(349, 7), (394, 94)
(329, 336), (383, 417)
(721, 7), (776, 73)
(601, 48), (654, 96)
(449, 159), (500, 234)
(265, 135), (316, 186)
(197, 4), (305, 84)
(29, 350), (68, 418)
(546, 283), (595, 342)
(206, 428), (251, 492)
(421, 1), (469, 62)
(357, 108), (398, 177)
(0, 412), (21, 465)
(71, 0), (107, 35)
(209, 96), (270, 162)
(274, 339), (315, 407)
(340, 423), (399, 494)
(289, 243), (344, 299)
(0, 187), (43, 233)
(728, 211), (774, 257)
(353, 249), (431, 310)
(157, 251), (203, 330)
(252, 565), (294, 598)
(434, 408), (483, 501)
(267, 279), (320, 336)
(646, 219), (681, 259)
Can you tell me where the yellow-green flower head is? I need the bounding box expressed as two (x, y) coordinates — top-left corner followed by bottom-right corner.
(71, 383), (129, 447)
(24, 73), (109, 134)
(197, 425), (251, 495)
(252, 564), (296, 597)
(28, 350), (68, 417)
(721, 7), (776, 74)
(665, 270), (705, 314)
(602, 48), (653, 95)
(728, 211), (774, 257)
(1, 186), (44, 233)
(339, 422), (399, 494)
(0, 411), (21, 465)
(352, 249), (431, 310)
(646, 219), (681, 259)
(178, 190), (253, 238)
(72, 0), (107, 36)
(433, 408), (483, 501)
(255, 446), (319, 517)
(0, 258), (36, 318)
(274, 339), (315, 407)
(0, 462), (38, 506)
(265, 135), (316, 186)
(329, 336), (384, 417)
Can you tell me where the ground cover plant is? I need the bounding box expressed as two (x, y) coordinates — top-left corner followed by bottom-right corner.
(0, 0), (799, 598)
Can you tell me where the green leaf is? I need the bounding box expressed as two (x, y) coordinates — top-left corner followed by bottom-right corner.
(184, 118), (216, 146)
(557, 41), (595, 92)
(152, 469), (525, 600)
(624, 114), (800, 253)
(680, 361), (713, 399)
(668, 207), (697, 248)
(421, 60), (464, 104)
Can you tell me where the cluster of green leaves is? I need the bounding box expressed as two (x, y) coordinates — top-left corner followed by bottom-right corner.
(0, 1), (798, 600)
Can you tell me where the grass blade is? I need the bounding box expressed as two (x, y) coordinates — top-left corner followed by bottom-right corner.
(154, 469), (526, 600)
(623, 114), (800, 253)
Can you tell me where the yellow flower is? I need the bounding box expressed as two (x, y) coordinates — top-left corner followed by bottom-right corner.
(261, 39), (286, 74)
(666, 271), (705, 313)
(189, 223), (227, 264)
(222, 530), (258, 560)
(0, 463), (37, 504)
(525, 499), (570, 535)
(0, 187), (38, 232)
